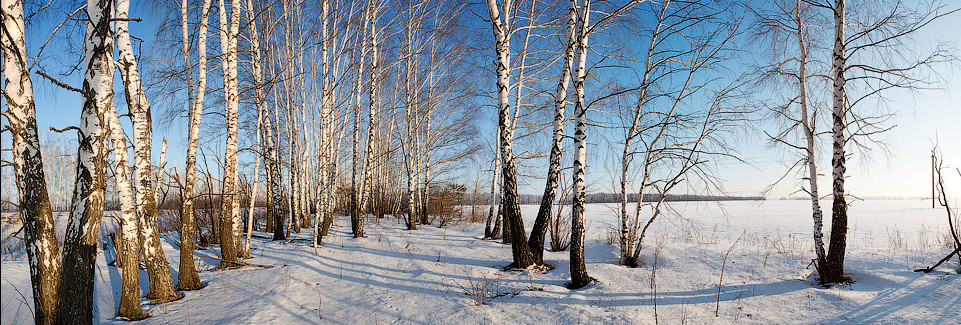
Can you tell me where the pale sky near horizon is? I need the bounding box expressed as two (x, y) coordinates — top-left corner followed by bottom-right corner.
(722, 12), (961, 199)
(2, 0), (959, 200)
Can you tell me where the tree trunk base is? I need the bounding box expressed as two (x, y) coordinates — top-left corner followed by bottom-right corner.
(177, 282), (205, 292)
(566, 277), (595, 290)
(817, 275), (852, 287)
(117, 311), (150, 321)
(145, 292), (184, 305)
(502, 262), (554, 272)
(619, 255), (640, 268)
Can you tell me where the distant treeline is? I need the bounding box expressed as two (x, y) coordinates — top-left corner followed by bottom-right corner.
(469, 193), (765, 205)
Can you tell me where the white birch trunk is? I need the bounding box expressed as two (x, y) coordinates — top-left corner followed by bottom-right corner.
(178, 0), (212, 291)
(58, 0), (113, 320)
(350, 2), (371, 237)
(824, 0), (848, 283)
(1, 1), (61, 322)
(530, 0), (576, 263)
(486, 0), (534, 268)
(360, 0), (379, 221)
(217, 0), (241, 265)
(314, 0), (331, 245)
(569, 0), (593, 288)
(103, 77), (146, 318)
(403, 1), (419, 230)
(792, 0), (828, 277)
(242, 0), (265, 256)
(618, 4), (664, 267)
(115, 0), (180, 301)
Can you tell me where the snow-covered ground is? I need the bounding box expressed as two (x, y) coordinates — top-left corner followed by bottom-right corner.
(2, 200), (959, 324)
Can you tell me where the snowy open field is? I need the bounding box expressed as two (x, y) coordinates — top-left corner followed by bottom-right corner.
(2, 199), (959, 324)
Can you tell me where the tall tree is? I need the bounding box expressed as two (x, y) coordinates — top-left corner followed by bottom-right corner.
(753, 0), (828, 280)
(1, 0), (62, 322)
(823, 0), (849, 285)
(359, 0), (382, 232)
(528, 0), (577, 265)
(401, 0), (421, 231)
(568, 0), (592, 288)
(57, 0), (114, 322)
(241, 0), (266, 257)
(116, 0), (181, 302)
(314, 0), (332, 244)
(218, 0), (241, 267)
(103, 62), (148, 320)
(351, 0), (373, 238)
(486, 0), (535, 269)
(178, 0), (213, 290)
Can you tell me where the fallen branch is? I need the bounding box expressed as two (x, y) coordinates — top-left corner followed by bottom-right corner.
(204, 255), (274, 269)
(914, 247), (960, 273)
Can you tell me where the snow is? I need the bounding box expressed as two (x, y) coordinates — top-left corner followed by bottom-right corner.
(2, 200), (959, 324)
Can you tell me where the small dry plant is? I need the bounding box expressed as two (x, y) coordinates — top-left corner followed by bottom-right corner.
(459, 275), (522, 305)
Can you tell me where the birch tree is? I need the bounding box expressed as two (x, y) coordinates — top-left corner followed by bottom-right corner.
(350, 0), (372, 238)
(0, 1), (61, 322)
(609, 0), (740, 267)
(178, 0), (212, 290)
(568, 0), (592, 288)
(401, 0), (422, 231)
(752, 0), (829, 280)
(57, 0), (114, 321)
(241, 0), (267, 256)
(486, 0), (536, 269)
(359, 0), (383, 233)
(822, 0), (849, 285)
(528, 0), (577, 265)
(814, 0), (956, 284)
(315, 0), (333, 243)
(103, 68), (148, 320)
(115, 0), (181, 302)
(218, 0), (241, 266)
(566, 0), (647, 283)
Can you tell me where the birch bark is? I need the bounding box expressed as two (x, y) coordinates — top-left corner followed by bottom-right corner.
(1, 1), (61, 322)
(360, 0), (380, 225)
(569, 0), (593, 288)
(824, 0), (849, 284)
(351, 3), (371, 237)
(178, 0), (212, 291)
(242, 0), (266, 256)
(103, 78), (147, 319)
(790, 0), (828, 279)
(529, 0), (576, 265)
(115, 0), (181, 301)
(217, 0), (241, 266)
(58, 0), (114, 321)
(486, 0), (534, 268)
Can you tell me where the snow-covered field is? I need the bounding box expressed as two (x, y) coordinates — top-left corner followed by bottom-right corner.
(2, 200), (959, 324)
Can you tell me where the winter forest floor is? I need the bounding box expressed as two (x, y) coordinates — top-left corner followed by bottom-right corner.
(2, 200), (960, 324)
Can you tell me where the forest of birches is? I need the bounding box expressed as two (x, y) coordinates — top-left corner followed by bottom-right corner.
(2, 0), (960, 323)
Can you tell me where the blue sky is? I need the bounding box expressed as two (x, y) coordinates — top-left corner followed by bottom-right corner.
(5, 0), (959, 199)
